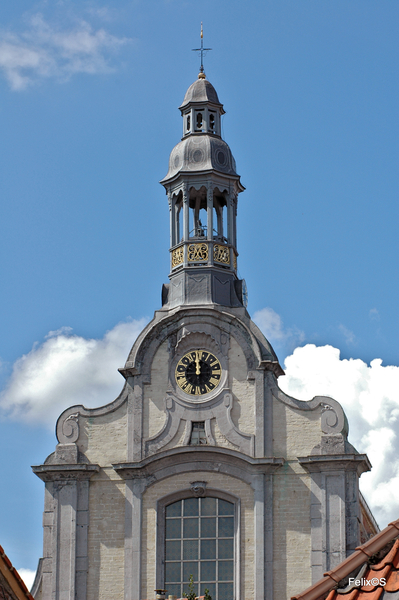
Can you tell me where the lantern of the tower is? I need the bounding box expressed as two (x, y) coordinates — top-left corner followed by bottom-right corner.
(160, 75), (246, 308)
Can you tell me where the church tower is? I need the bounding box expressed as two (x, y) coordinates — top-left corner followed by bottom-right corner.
(32, 67), (375, 600)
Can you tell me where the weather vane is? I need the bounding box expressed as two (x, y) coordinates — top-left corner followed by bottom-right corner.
(192, 22), (211, 78)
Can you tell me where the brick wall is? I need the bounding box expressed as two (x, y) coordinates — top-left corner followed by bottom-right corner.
(273, 398), (322, 459)
(229, 336), (255, 436)
(87, 468), (125, 600)
(273, 461), (312, 598)
(78, 404), (128, 466)
(144, 340), (170, 439)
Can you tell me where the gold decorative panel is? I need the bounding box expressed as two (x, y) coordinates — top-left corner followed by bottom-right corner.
(214, 244), (230, 265)
(171, 245), (184, 268)
(233, 252), (237, 271)
(188, 243), (208, 262)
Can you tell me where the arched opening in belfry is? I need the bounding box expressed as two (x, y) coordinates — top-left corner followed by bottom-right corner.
(194, 109), (205, 132)
(213, 187), (228, 243)
(174, 190), (183, 244)
(209, 111), (215, 133)
(189, 186), (208, 238)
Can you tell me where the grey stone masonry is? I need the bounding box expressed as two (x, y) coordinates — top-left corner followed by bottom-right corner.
(33, 451), (99, 600)
(298, 453), (372, 583)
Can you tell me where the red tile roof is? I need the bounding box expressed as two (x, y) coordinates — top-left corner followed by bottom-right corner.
(325, 538), (399, 599)
(0, 545), (34, 600)
(291, 519), (399, 600)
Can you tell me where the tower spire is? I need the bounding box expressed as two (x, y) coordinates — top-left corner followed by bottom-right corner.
(160, 73), (246, 309)
(192, 22), (211, 79)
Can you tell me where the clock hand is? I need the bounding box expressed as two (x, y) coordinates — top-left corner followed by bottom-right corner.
(195, 350), (201, 375)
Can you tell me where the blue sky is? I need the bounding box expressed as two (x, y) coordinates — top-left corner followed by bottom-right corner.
(0, 0), (398, 587)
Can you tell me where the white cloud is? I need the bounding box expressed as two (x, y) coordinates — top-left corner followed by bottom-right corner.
(338, 323), (356, 345)
(279, 344), (399, 528)
(0, 318), (147, 427)
(369, 308), (380, 321)
(85, 6), (116, 22)
(253, 307), (305, 348)
(0, 13), (132, 90)
(17, 568), (36, 592)
(45, 326), (73, 339)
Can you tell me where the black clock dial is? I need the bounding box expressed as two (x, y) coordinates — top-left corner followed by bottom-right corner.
(175, 350), (222, 396)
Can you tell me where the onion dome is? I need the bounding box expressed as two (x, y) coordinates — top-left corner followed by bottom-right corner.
(160, 136), (237, 183)
(179, 78), (225, 113)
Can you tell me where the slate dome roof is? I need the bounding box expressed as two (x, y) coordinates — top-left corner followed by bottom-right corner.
(161, 135), (237, 182)
(179, 78), (223, 110)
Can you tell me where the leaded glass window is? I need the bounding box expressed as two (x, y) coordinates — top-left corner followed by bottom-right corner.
(190, 422), (207, 445)
(164, 497), (234, 600)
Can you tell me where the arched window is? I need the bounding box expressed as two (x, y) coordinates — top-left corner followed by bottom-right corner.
(209, 113), (215, 133)
(196, 112), (203, 131)
(163, 496), (235, 600)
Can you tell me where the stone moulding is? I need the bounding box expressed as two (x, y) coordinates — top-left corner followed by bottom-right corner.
(119, 305), (284, 381)
(174, 329), (221, 358)
(298, 454), (372, 476)
(270, 384), (348, 436)
(113, 446), (284, 488)
(190, 481), (207, 496)
(32, 463), (100, 482)
(56, 383), (128, 444)
(145, 391), (255, 457)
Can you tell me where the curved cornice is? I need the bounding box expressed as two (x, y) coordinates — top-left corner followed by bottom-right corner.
(113, 446), (284, 488)
(270, 384), (348, 436)
(119, 306), (283, 381)
(55, 383), (128, 444)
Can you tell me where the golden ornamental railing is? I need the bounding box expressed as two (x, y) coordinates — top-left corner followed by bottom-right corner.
(171, 242), (236, 270)
(188, 243), (208, 262)
(171, 245), (184, 268)
(213, 244), (230, 265)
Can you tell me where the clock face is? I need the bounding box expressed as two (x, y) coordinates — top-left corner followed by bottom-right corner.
(175, 350), (222, 396)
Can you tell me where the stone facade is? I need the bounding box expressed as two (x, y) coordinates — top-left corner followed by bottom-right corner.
(32, 305), (372, 600)
(31, 73), (375, 600)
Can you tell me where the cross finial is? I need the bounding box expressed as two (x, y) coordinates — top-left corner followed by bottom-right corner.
(192, 22), (211, 79)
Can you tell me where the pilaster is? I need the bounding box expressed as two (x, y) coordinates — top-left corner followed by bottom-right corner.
(32, 460), (99, 600)
(123, 478), (148, 600)
(253, 474), (265, 600)
(298, 454), (371, 583)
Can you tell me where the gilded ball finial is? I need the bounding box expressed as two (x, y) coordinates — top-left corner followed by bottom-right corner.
(198, 71), (206, 79)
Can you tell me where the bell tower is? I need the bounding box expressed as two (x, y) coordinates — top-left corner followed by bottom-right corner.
(160, 72), (246, 308)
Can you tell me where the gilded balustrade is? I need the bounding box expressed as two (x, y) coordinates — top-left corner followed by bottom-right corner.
(188, 243), (208, 262)
(171, 241), (235, 269)
(171, 245), (184, 268)
(213, 244), (230, 265)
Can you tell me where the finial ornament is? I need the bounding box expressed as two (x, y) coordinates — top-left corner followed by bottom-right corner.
(192, 22), (211, 79)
